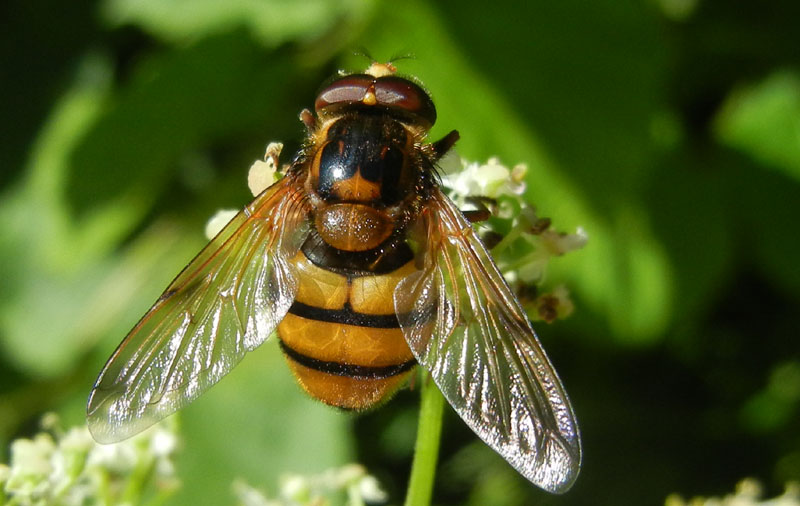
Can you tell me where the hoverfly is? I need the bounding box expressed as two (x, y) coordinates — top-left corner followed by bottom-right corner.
(87, 62), (581, 493)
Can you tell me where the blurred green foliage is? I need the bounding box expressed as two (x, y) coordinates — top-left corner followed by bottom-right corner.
(1, 0), (799, 504)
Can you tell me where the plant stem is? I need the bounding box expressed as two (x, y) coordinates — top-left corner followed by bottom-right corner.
(404, 371), (446, 506)
(347, 483), (366, 506)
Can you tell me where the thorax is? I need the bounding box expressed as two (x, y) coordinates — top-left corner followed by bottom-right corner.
(304, 113), (424, 253)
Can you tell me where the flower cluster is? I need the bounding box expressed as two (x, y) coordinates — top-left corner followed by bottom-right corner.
(439, 152), (587, 322)
(0, 414), (179, 505)
(233, 464), (386, 506)
(666, 478), (800, 506)
(438, 153), (528, 207)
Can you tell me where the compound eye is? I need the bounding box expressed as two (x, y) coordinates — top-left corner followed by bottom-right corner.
(374, 77), (436, 126)
(314, 73), (437, 127)
(315, 74), (373, 113)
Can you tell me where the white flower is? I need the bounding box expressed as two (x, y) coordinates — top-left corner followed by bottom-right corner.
(248, 142), (283, 196)
(515, 253), (549, 284)
(51, 427), (93, 496)
(58, 427), (94, 454)
(435, 154), (588, 323)
(279, 473), (311, 502)
(247, 160), (277, 197)
(666, 478), (800, 506)
(1, 414), (180, 505)
(234, 464), (387, 506)
(149, 426), (178, 458)
(440, 155), (526, 202)
(5, 434), (56, 498)
(86, 437), (138, 475)
(358, 474), (388, 503)
(233, 479), (280, 506)
(205, 209), (238, 239)
(330, 463), (365, 487)
(540, 226), (589, 256)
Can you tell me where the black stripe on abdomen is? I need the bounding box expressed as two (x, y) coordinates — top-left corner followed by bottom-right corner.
(278, 340), (416, 379)
(288, 301), (400, 328)
(301, 230), (413, 275)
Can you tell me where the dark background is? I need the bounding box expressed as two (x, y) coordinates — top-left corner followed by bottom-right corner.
(2, 0), (799, 504)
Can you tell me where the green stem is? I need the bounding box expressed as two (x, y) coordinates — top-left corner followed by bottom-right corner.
(501, 250), (542, 274)
(404, 371), (446, 506)
(488, 222), (523, 256)
(122, 449), (155, 504)
(347, 483), (366, 506)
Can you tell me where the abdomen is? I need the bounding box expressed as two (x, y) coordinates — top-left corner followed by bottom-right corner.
(277, 234), (417, 409)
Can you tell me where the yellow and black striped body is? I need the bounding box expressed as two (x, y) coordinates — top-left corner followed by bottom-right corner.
(277, 110), (430, 409)
(277, 235), (418, 409)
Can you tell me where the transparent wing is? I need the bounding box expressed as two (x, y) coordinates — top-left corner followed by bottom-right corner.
(394, 189), (581, 493)
(87, 174), (310, 443)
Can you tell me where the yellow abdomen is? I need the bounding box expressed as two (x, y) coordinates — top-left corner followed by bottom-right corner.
(277, 250), (417, 409)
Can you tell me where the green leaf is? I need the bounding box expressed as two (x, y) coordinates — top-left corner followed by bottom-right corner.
(102, 0), (378, 47)
(740, 361), (800, 433)
(66, 33), (304, 219)
(0, 54), (207, 378)
(715, 70), (800, 183)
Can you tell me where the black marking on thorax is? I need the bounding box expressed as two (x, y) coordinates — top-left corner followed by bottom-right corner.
(316, 114), (408, 205)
